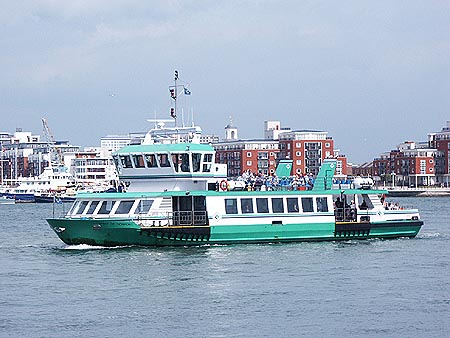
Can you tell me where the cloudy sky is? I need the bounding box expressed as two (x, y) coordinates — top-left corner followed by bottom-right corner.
(1, 1), (449, 163)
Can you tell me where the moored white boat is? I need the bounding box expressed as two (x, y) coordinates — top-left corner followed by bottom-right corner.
(0, 196), (15, 205)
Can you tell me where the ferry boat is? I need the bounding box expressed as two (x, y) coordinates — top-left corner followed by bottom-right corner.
(46, 74), (423, 246)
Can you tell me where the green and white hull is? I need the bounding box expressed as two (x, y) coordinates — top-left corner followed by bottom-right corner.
(47, 190), (422, 247)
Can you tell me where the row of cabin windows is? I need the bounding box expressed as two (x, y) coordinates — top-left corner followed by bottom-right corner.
(70, 199), (154, 216)
(224, 197), (329, 215)
(114, 153), (214, 173)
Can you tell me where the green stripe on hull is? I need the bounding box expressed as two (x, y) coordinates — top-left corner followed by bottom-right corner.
(368, 224), (422, 239)
(209, 222), (336, 243)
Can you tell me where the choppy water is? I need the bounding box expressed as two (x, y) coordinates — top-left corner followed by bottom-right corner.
(0, 198), (449, 337)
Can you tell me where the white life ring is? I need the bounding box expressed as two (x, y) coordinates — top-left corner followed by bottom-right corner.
(220, 180), (228, 191)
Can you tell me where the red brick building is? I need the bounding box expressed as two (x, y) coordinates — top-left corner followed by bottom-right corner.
(214, 139), (280, 178)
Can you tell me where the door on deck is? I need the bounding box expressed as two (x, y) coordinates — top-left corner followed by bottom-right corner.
(172, 195), (209, 226)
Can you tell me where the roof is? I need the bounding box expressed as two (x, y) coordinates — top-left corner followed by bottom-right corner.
(115, 143), (214, 154)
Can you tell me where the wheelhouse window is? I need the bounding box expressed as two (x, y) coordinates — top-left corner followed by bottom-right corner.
(203, 153), (213, 172)
(301, 198), (314, 212)
(158, 153), (171, 167)
(120, 155), (133, 168)
(98, 200), (115, 214)
(87, 201), (99, 214)
(241, 198), (253, 214)
(272, 198), (284, 213)
(287, 198), (299, 213)
(172, 154), (180, 172)
(256, 198), (269, 213)
(132, 155), (145, 168)
(112, 155), (121, 170)
(225, 199), (238, 214)
(137, 199), (153, 214)
(192, 153), (201, 172)
(181, 153), (190, 172)
(115, 200), (135, 214)
(145, 154), (157, 168)
(316, 197), (328, 212)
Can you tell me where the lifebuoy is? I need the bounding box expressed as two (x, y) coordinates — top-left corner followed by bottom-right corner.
(219, 180), (228, 191)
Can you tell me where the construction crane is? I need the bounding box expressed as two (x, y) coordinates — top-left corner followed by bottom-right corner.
(42, 118), (63, 166)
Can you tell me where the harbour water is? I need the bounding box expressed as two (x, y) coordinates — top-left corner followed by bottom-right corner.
(0, 198), (449, 337)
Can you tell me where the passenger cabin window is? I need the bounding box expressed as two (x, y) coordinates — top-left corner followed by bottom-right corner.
(316, 197), (328, 212)
(98, 200), (115, 214)
(225, 199), (238, 214)
(241, 198), (253, 214)
(145, 154), (157, 168)
(137, 199), (153, 214)
(256, 198), (269, 213)
(203, 153), (213, 172)
(301, 198), (314, 213)
(272, 198), (284, 213)
(87, 201), (99, 214)
(158, 154), (171, 167)
(133, 155), (145, 168)
(120, 155), (133, 168)
(75, 201), (89, 215)
(192, 153), (201, 172)
(115, 200), (135, 214)
(287, 198), (300, 213)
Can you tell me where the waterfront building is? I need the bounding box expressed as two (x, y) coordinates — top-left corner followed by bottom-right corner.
(215, 120), (346, 178)
(68, 148), (118, 186)
(100, 134), (135, 152)
(214, 139), (279, 178)
(199, 134), (220, 144)
(372, 141), (437, 187)
(264, 121), (291, 140)
(428, 121), (450, 185)
(278, 129), (344, 176)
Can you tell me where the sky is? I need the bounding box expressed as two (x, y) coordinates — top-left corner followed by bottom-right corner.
(1, 1), (449, 164)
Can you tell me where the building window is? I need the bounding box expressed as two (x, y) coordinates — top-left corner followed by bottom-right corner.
(296, 151), (301, 157)
(296, 143), (301, 148)
(296, 160), (301, 165)
(247, 161), (252, 166)
(325, 143), (330, 148)
(247, 152), (252, 157)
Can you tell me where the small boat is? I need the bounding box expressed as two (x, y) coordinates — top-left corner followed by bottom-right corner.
(0, 196), (15, 205)
(46, 72), (423, 246)
(6, 164), (76, 203)
(34, 194), (76, 203)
